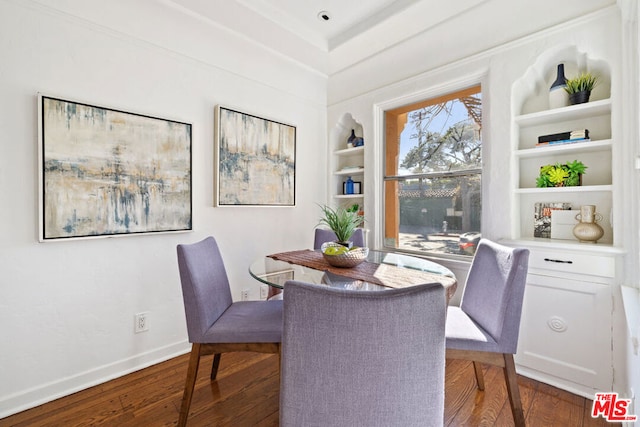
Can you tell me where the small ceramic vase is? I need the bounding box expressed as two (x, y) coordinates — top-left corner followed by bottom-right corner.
(347, 129), (356, 148)
(572, 205), (604, 243)
(549, 64), (569, 109)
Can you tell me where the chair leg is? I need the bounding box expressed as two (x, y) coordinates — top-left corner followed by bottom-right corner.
(472, 361), (485, 390)
(502, 354), (525, 427)
(267, 287), (282, 299)
(179, 344), (202, 427)
(210, 353), (221, 380)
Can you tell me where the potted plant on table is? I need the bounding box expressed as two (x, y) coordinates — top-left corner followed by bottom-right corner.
(317, 204), (368, 267)
(564, 72), (599, 105)
(317, 204), (363, 247)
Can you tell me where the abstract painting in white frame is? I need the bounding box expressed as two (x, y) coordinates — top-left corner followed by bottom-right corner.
(215, 106), (296, 206)
(38, 94), (192, 241)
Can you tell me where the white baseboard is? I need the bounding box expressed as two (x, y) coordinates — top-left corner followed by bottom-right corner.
(0, 341), (191, 419)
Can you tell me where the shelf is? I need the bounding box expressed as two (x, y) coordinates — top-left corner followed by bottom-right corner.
(501, 238), (625, 255)
(334, 194), (364, 199)
(515, 98), (612, 127)
(515, 184), (612, 194)
(334, 168), (365, 176)
(515, 139), (612, 159)
(334, 146), (365, 156)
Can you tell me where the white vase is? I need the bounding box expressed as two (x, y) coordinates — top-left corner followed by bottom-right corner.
(572, 205), (604, 243)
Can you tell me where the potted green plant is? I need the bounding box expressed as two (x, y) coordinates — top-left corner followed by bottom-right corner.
(317, 204), (363, 247)
(564, 72), (599, 105)
(536, 160), (587, 188)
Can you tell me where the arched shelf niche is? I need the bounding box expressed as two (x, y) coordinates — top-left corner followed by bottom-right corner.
(512, 45), (611, 116)
(330, 113), (364, 151)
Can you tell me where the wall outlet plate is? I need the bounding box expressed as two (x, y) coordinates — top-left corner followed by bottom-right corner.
(134, 312), (149, 333)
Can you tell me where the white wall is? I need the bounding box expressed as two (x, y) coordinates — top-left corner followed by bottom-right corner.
(328, 2), (638, 405)
(0, 0), (327, 417)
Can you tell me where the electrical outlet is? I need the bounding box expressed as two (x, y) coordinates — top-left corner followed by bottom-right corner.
(260, 284), (269, 300)
(134, 312), (149, 333)
(241, 289), (250, 301)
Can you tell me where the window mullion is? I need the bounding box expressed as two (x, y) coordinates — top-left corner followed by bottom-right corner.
(384, 168), (482, 181)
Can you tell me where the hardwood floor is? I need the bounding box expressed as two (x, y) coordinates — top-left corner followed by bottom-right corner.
(0, 352), (618, 427)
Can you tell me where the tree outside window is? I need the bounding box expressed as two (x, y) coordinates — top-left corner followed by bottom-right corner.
(384, 85), (482, 256)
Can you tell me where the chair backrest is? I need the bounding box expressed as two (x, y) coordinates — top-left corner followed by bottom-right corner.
(280, 280), (446, 427)
(177, 236), (233, 343)
(460, 239), (530, 354)
(313, 227), (365, 249)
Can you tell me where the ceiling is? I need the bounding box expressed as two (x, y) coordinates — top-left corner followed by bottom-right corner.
(166, 0), (616, 75)
(233, 0), (428, 50)
(169, 0), (487, 51)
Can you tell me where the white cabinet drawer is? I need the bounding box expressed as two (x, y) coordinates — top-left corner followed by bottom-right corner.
(527, 248), (615, 278)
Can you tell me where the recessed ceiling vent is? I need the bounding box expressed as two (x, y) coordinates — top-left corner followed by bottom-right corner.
(317, 11), (331, 22)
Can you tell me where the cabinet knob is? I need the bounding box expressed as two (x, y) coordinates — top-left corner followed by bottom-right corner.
(547, 316), (568, 332)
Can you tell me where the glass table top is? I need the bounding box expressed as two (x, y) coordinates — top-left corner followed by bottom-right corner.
(249, 249), (456, 292)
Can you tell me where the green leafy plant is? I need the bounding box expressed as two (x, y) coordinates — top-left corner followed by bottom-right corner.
(536, 160), (587, 188)
(317, 204), (363, 243)
(564, 73), (599, 94)
(346, 203), (364, 227)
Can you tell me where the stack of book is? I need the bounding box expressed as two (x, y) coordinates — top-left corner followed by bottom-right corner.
(536, 129), (590, 147)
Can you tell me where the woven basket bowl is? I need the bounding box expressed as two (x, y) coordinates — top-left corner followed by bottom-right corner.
(320, 242), (369, 268)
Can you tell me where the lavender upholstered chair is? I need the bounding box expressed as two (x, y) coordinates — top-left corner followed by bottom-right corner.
(176, 236), (283, 427)
(445, 239), (529, 427)
(280, 280), (447, 427)
(313, 227), (366, 249)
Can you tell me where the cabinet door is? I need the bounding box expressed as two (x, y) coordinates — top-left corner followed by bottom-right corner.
(515, 273), (612, 391)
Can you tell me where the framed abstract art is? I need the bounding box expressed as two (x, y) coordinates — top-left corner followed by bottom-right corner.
(38, 94), (192, 241)
(215, 106), (296, 206)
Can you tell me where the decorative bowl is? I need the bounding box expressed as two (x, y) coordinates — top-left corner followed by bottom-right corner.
(320, 242), (369, 268)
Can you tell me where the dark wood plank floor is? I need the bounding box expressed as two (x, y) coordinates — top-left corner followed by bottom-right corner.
(0, 352), (619, 427)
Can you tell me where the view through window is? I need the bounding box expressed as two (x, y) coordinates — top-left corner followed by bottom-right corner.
(384, 85), (482, 256)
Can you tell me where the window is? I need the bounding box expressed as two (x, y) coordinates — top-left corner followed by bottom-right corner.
(384, 85), (482, 257)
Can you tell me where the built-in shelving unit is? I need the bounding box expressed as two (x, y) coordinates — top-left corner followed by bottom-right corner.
(504, 47), (621, 398)
(328, 114), (367, 246)
(329, 116), (365, 205)
(513, 86), (614, 246)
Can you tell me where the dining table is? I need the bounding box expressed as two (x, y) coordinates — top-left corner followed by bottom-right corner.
(249, 248), (458, 301)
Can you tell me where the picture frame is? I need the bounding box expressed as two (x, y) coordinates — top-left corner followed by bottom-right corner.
(533, 202), (572, 238)
(343, 181), (362, 195)
(215, 105), (296, 206)
(38, 94), (192, 241)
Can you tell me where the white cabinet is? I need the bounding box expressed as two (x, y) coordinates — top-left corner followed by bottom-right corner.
(508, 245), (618, 397)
